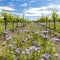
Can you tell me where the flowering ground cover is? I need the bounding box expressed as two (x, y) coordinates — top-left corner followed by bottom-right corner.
(0, 22), (59, 60)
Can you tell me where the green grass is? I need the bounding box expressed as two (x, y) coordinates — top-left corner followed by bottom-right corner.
(0, 22), (59, 60)
(46, 22), (60, 32)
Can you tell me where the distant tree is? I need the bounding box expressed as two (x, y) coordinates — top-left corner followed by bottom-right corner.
(9, 14), (15, 31)
(1, 10), (9, 30)
(15, 16), (20, 28)
(51, 10), (58, 30)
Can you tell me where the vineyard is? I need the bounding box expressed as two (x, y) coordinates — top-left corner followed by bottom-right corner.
(0, 10), (60, 60)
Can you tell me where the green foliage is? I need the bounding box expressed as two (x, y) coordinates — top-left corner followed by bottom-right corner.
(51, 10), (58, 21)
(0, 10), (59, 60)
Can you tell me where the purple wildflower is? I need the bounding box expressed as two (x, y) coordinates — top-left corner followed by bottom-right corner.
(42, 35), (48, 40)
(34, 32), (39, 35)
(25, 49), (30, 55)
(16, 48), (22, 53)
(19, 48), (22, 52)
(42, 30), (48, 34)
(37, 44), (40, 47)
(24, 30), (30, 33)
(29, 46), (36, 51)
(22, 39), (26, 43)
(42, 53), (51, 60)
(52, 37), (59, 44)
(5, 36), (12, 41)
(16, 57), (19, 60)
(32, 40), (37, 45)
(4, 30), (9, 34)
(34, 47), (40, 52)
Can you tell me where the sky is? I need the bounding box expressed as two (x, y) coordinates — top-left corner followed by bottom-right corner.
(0, 0), (60, 20)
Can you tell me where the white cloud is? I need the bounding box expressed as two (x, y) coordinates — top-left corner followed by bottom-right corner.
(0, 6), (16, 11)
(48, 4), (60, 9)
(0, 6), (16, 16)
(23, 4), (60, 20)
(7, 4), (60, 20)
(20, 3), (28, 7)
(24, 7), (50, 17)
(8, 12), (23, 17)
(0, 9), (2, 12)
(24, 4), (60, 16)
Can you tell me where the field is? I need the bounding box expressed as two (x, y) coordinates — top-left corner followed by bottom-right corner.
(0, 22), (59, 60)
(46, 22), (60, 32)
(0, 0), (60, 60)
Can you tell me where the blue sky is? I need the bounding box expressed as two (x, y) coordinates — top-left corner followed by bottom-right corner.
(0, 0), (60, 20)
